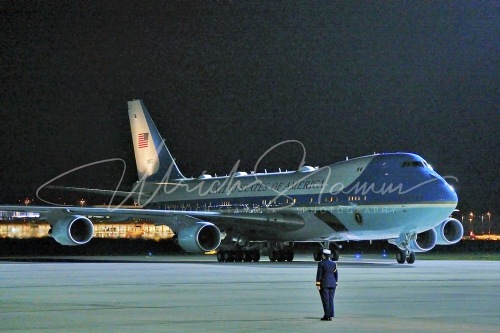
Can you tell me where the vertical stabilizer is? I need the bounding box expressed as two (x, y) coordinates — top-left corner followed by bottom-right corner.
(128, 99), (185, 181)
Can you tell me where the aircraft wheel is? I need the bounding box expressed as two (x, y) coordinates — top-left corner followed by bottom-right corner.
(332, 249), (340, 261)
(285, 249), (294, 262)
(252, 250), (261, 262)
(269, 250), (277, 262)
(242, 251), (252, 262)
(313, 250), (322, 261)
(233, 250), (243, 262)
(224, 251), (234, 262)
(406, 251), (416, 264)
(396, 250), (406, 264)
(217, 251), (225, 262)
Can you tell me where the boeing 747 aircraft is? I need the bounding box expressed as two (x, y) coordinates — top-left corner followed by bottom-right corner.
(0, 100), (462, 263)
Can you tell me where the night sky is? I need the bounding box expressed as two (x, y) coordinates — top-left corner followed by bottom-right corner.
(1, 2), (498, 215)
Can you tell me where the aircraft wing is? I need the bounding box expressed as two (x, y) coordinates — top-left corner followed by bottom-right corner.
(0, 205), (305, 250)
(45, 185), (152, 201)
(0, 205), (220, 231)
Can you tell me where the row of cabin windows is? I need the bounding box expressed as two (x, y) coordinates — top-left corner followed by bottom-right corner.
(348, 196), (366, 201)
(161, 195), (371, 209)
(154, 187), (424, 209)
(156, 192), (424, 210)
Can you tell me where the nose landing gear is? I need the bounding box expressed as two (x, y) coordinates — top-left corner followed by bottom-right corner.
(313, 242), (340, 261)
(396, 249), (416, 264)
(390, 233), (417, 264)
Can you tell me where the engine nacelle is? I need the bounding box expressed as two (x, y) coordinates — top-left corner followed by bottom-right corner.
(409, 228), (437, 253)
(178, 222), (221, 252)
(49, 215), (94, 245)
(434, 218), (463, 245)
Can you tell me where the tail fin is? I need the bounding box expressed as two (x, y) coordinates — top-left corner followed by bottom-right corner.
(128, 99), (185, 182)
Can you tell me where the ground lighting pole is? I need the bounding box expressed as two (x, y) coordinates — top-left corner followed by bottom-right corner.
(469, 212), (474, 235)
(487, 212), (491, 235)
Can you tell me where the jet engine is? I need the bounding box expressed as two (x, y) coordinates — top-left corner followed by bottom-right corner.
(409, 228), (437, 252)
(49, 215), (94, 245)
(178, 222), (221, 252)
(434, 218), (463, 245)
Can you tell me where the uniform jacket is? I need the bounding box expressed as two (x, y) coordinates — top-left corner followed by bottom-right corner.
(316, 258), (338, 289)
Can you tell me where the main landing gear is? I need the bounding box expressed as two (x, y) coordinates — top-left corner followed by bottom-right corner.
(216, 248), (261, 262)
(268, 245), (294, 262)
(216, 241), (343, 263)
(217, 242), (296, 262)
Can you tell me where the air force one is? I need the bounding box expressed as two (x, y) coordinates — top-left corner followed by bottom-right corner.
(1, 100), (462, 264)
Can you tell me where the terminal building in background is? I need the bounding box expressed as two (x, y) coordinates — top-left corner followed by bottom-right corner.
(0, 210), (174, 241)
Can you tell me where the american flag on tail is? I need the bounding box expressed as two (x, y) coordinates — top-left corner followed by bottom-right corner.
(138, 133), (149, 148)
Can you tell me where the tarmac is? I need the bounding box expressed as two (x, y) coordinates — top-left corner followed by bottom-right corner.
(1, 254), (499, 333)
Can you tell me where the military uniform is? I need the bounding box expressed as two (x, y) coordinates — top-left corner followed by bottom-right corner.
(316, 249), (338, 320)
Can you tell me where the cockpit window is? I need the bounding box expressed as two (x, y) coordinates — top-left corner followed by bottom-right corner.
(402, 161), (425, 168)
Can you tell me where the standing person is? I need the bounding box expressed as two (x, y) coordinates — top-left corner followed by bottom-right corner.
(316, 248), (338, 321)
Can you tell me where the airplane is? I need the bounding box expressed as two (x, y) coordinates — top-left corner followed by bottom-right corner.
(0, 99), (462, 264)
